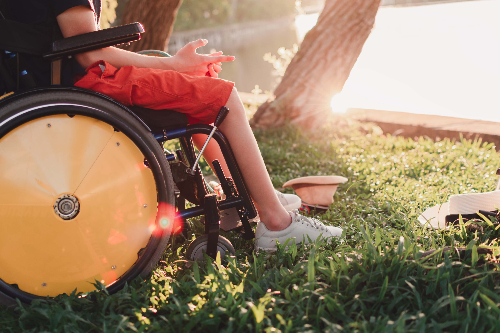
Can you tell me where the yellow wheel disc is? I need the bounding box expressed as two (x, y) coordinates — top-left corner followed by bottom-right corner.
(0, 115), (158, 297)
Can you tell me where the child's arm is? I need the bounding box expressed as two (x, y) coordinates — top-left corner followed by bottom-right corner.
(56, 5), (233, 76)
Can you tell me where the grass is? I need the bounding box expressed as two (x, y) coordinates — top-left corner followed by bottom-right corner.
(2, 119), (500, 332)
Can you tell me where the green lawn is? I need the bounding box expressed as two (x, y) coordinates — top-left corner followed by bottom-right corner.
(2, 121), (500, 332)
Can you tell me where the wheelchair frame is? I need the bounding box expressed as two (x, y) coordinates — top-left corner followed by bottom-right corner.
(0, 22), (257, 305)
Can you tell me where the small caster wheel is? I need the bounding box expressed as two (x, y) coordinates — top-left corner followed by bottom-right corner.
(185, 235), (235, 261)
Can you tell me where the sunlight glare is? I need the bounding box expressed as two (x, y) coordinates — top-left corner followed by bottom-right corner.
(330, 93), (350, 114)
(294, 13), (319, 42)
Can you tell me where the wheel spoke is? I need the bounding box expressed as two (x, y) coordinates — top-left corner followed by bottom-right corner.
(0, 115), (114, 206)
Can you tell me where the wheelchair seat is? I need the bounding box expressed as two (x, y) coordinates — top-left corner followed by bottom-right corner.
(0, 21), (257, 307)
(129, 105), (188, 132)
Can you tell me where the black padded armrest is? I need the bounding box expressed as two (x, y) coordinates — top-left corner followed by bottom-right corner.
(43, 23), (144, 61)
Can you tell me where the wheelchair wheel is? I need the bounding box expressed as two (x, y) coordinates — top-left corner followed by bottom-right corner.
(185, 235), (235, 262)
(0, 89), (175, 306)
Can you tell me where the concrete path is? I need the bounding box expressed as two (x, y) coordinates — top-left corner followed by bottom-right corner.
(349, 108), (500, 148)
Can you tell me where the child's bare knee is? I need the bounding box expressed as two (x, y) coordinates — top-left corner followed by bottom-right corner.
(228, 86), (238, 100)
(225, 87), (245, 116)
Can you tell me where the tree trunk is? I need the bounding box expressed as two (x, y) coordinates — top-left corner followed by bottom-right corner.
(250, 0), (382, 130)
(120, 0), (182, 52)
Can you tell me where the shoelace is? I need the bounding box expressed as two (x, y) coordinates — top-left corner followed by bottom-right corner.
(292, 210), (328, 232)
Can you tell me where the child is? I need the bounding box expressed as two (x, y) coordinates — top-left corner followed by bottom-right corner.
(4, 0), (342, 251)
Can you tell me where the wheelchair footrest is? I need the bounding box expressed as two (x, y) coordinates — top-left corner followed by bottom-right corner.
(219, 207), (258, 232)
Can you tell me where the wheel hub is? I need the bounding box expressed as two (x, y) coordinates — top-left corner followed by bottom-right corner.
(54, 194), (80, 220)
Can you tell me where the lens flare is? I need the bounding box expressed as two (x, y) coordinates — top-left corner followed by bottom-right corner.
(160, 217), (169, 228)
(153, 202), (182, 236)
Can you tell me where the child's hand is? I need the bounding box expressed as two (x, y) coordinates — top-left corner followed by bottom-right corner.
(206, 51), (223, 78)
(170, 39), (234, 77)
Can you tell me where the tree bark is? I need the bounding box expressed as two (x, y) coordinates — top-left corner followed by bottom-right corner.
(120, 0), (182, 52)
(250, 0), (382, 130)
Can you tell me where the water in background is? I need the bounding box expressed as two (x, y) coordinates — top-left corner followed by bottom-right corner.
(215, 23), (299, 93)
(334, 0), (500, 122)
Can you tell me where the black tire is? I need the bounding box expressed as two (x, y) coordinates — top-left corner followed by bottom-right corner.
(185, 235), (235, 262)
(0, 89), (175, 306)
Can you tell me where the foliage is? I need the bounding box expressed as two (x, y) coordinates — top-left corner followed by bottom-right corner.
(263, 44), (299, 88)
(100, 0), (118, 29)
(174, 0), (297, 32)
(113, 0), (296, 32)
(232, 0), (296, 24)
(3, 123), (500, 331)
(173, 0), (232, 32)
(112, 0), (296, 32)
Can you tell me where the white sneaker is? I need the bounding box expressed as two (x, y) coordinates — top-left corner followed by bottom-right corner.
(255, 211), (342, 251)
(208, 181), (224, 199)
(275, 190), (302, 211)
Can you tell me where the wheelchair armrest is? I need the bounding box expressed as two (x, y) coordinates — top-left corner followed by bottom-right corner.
(43, 23), (144, 61)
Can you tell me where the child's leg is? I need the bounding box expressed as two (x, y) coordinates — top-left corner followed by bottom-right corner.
(217, 88), (291, 231)
(204, 88), (342, 250)
(193, 133), (302, 212)
(191, 134), (231, 177)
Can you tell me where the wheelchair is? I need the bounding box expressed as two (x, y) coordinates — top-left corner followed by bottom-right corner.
(0, 23), (257, 306)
